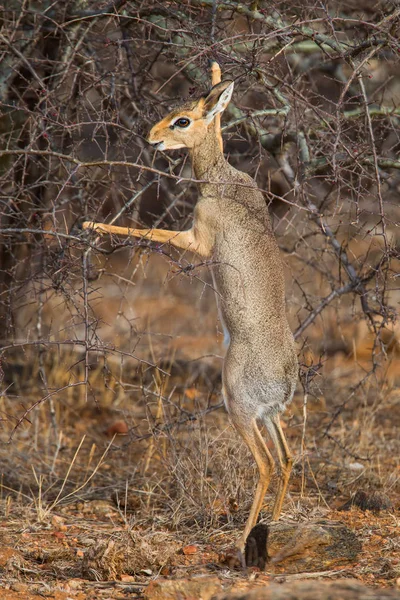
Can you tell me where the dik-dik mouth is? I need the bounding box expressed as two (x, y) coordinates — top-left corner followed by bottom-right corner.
(149, 139), (186, 151)
(149, 140), (165, 151)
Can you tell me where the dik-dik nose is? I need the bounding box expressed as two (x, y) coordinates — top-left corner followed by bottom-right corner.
(147, 123), (162, 144)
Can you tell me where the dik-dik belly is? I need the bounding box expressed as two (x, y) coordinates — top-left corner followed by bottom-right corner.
(212, 247), (287, 339)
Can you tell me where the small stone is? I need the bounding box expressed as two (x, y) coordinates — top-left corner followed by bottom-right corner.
(11, 583), (28, 592)
(106, 420), (129, 436)
(51, 514), (66, 528)
(339, 490), (393, 512)
(67, 578), (85, 589)
(144, 577), (222, 600)
(267, 520), (361, 573)
(121, 574), (136, 582)
(348, 462), (365, 471)
(182, 544), (198, 555)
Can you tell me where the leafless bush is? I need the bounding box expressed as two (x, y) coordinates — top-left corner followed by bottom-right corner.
(0, 0), (399, 501)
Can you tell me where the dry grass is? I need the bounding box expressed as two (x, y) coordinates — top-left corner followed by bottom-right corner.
(1, 270), (399, 597)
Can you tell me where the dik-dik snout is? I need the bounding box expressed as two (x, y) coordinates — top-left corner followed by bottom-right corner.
(147, 80), (234, 151)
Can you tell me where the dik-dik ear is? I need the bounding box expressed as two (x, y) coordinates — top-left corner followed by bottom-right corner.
(203, 80), (234, 124)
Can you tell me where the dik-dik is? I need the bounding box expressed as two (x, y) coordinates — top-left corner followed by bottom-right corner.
(83, 71), (298, 555)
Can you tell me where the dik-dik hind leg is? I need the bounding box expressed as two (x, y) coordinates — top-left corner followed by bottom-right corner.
(231, 416), (275, 553)
(82, 222), (210, 257)
(268, 415), (293, 520)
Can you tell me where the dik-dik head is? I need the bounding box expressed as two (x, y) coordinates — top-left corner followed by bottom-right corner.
(148, 80), (234, 151)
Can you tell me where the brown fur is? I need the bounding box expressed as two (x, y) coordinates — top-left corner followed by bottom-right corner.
(83, 69), (297, 556)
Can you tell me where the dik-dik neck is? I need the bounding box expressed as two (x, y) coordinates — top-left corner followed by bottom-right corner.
(190, 123), (229, 193)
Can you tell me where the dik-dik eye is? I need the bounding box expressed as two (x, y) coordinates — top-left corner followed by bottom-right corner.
(172, 117), (191, 129)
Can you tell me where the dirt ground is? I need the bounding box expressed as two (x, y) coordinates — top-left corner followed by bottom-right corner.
(1, 250), (400, 599)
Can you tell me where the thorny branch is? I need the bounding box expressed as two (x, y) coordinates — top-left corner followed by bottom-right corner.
(0, 0), (399, 455)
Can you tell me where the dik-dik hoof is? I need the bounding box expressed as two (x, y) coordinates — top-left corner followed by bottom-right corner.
(244, 523), (269, 570)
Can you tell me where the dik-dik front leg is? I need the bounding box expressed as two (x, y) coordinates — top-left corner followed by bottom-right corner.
(82, 221), (212, 258)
